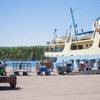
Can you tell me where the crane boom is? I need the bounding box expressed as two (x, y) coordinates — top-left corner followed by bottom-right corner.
(70, 8), (77, 40)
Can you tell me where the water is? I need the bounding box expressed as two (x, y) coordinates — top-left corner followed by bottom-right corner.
(5, 60), (39, 68)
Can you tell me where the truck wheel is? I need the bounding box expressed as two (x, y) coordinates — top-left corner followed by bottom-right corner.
(37, 72), (43, 75)
(79, 69), (81, 72)
(37, 72), (40, 75)
(10, 83), (16, 88)
(57, 70), (61, 74)
(58, 72), (64, 75)
(45, 71), (51, 75)
(98, 67), (100, 70)
(58, 72), (61, 75)
(23, 72), (28, 76)
(45, 72), (49, 75)
(14, 71), (19, 76)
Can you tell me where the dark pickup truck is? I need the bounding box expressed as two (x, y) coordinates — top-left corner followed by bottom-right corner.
(0, 75), (17, 88)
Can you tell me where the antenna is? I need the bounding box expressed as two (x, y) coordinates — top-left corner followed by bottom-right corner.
(70, 8), (77, 40)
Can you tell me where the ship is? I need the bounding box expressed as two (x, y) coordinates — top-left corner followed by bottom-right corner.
(44, 17), (100, 70)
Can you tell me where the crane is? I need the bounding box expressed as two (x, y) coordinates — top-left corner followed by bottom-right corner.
(70, 8), (77, 40)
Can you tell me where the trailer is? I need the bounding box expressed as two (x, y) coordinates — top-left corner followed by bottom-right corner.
(13, 62), (32, 76)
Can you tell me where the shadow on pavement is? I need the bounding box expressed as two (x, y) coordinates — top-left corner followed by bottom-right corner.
(0, 86), (22, 91)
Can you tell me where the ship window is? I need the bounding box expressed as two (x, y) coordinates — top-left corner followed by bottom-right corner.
(71, 45), (77, 50)
(90, 44), (92, 46)
(54, 48), (57, 52)
(78, 45), (83, 49)
(49, 47), (64, 52)
(45, 47), (49, 52)
(60, 47), (64, 51)
(51, 48), (53, 52)
(86, 44), (88, 47)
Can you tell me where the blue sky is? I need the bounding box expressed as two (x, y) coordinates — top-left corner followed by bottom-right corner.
(0, 0), (100, 47)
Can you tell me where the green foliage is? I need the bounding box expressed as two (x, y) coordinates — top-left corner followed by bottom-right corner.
(0, 46), (45, 60)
